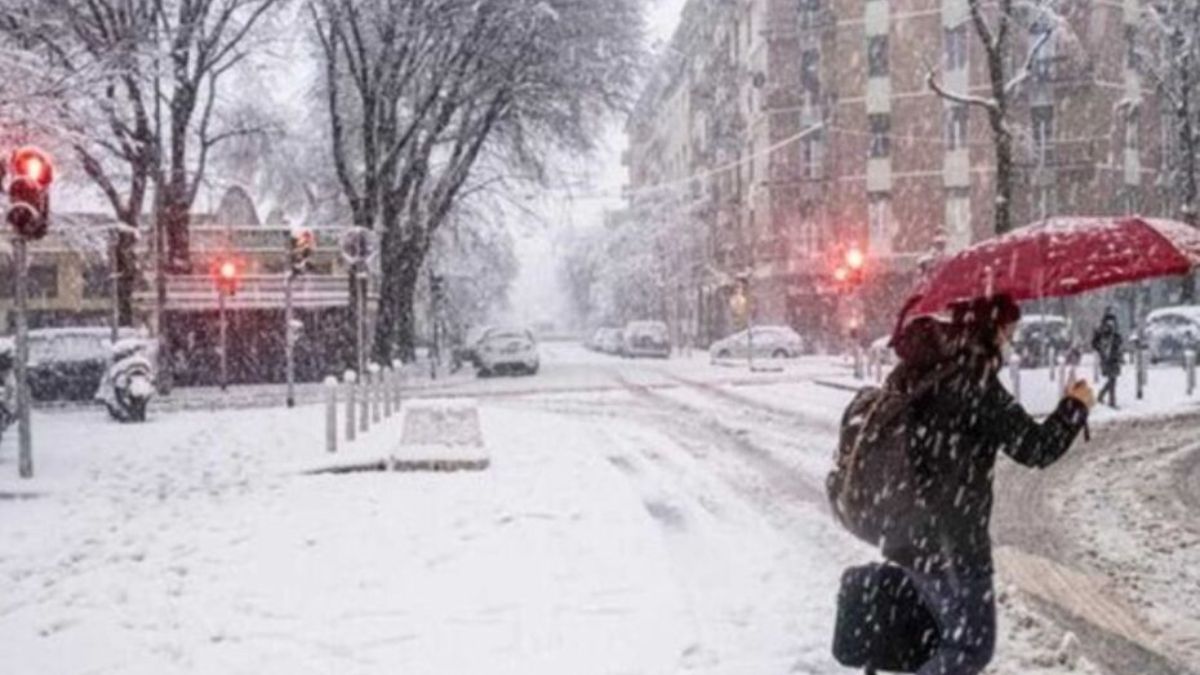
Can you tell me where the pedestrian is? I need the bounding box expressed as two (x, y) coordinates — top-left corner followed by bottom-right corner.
(1091, 308), (1123, 408)
(881, 295), (1094, 675)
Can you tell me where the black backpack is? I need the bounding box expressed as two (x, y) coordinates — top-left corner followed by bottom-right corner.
(826, 363), (956, 546)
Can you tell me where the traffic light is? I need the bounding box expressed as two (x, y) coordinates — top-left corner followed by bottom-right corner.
(845, 245), (865, 286)
(289, 227), (315, 276)
(213, 258), (241, 296)
(7, 146), (54, 240)
(834, 245), (866, 288)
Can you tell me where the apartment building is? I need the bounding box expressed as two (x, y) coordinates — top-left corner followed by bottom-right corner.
(627, 0), (1167, 344)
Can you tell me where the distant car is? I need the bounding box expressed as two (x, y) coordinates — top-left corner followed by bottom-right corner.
(595, 327), (624, 355)
(2, 327), (151, 402)
(454, 325), (494, 369)
(1013, 314), (1071, 368)
(475, 327), (539, 376)
(709, 325), (805, 360)
(621, 320), (670, 359)
(870, 335), (897, 366)
(1144, 306), (1200, 364)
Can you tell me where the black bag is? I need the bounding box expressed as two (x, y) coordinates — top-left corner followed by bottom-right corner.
(832, 563), (939, 673)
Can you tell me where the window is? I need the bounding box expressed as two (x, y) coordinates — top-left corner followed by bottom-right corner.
(801, 48), (820, 103)
(1031, 105), (1055, 165)
(83, 264), (112, 299)
(1125, 25), (1137, 69)
(869, 114), (890, 158)
(800, 133), (823, 179)
(1125, 109), (1140, 151)
(945, 190), (971, 250)
(1035, 185), (1057, 220)
(944, 24), (968, 71)
(1031, 22), (1056, 81)
(945, 104), (968, 150)
(799, 0), (822, 28)
(868, 193), (893, 254)
(867, 36), (888, 77)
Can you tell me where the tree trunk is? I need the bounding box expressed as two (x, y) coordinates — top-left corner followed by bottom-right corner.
(993, 118), (1015, 235)
(116, 230), (138, 325)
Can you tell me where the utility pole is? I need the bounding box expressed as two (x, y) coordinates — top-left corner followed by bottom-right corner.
(14, 236), (32, 478)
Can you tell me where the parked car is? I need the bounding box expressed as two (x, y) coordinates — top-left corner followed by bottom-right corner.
(11, 327), (150, 402)
(595, 327), (624, 355)
(1144, 305), (1200, 363)
(1012, 314), (1072, 368)
(709, 325), (805, 360)
(452, 325), (494, 370)
(621, 320), (670, 359)
(475, 327), (539, 376)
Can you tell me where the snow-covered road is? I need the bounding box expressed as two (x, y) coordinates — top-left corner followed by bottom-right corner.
(1, 343), (1186, 674)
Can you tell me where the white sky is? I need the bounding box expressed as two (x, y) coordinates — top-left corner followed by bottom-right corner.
(507, 0), (688, 329)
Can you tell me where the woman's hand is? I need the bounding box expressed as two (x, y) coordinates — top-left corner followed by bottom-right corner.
(1066, 379), (1096, 410)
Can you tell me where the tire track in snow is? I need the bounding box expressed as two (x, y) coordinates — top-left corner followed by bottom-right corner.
(995, 413), (1200, 675)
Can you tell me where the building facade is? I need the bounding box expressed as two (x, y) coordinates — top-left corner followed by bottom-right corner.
(626, 0), (1168, 346)
(0, 190), (371, 386)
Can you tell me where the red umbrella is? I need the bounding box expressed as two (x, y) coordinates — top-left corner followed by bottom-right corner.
(895, 216), (1200, 337)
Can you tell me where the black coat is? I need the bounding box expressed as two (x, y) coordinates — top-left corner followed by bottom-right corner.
(1092, 320), (1123, 377)
(882, 354), (1088, 574)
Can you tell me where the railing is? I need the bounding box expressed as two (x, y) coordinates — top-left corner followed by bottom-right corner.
(1017, 139), (1099, 169)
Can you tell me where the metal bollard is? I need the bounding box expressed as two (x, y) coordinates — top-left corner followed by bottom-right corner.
(392, 359), (403, 413)
(1057, 356), (1069, 391)
(1010, 353), (1022, 403)
(853, 344), (864, 380)
(369, 362), (382, 423)
(359, 368), (371, 434)
(382, 366), (393, 418)
(344, 370), (357, 443)
(1186, 350), (1196, 397)
(324, 376), (338, 453)
(1048, 348), (1057, 381)
(1091, 353), (1101, 382)
(1136, 343), (1146, 400)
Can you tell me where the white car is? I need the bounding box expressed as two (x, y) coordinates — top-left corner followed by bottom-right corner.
(621, 320), (670, 359)
(475, 327), (539, 376)
(709, 325), (805, 360)
(1144, 306), (1200, 363)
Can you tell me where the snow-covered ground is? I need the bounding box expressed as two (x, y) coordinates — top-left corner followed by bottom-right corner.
(3, 343), (1189, 673)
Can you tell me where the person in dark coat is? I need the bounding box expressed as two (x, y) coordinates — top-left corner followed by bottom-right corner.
(884, 295), (1094, 675)
(1091, 309), (1123, 408)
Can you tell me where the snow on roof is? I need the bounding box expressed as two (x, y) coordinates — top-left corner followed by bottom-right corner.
(1146, 305), (1200, 322)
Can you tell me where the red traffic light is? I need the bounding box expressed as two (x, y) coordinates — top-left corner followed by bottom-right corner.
(845, 246), (865, 270)
(11, 146), (54, 186)
(212, 258), (241, 295)
(7, 146), (54, 240)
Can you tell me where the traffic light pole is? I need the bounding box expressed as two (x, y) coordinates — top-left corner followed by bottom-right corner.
(14, 236), (33, 479)
(285, 272), (295, 408)
(219, 287), (229, 392)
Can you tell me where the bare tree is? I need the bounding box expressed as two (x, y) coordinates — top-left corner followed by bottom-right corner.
(310, 0), (642, 362)
(1132, 1), (1200, 300)
(1, 0), (282, 326)
(927, 0), (1060, 236)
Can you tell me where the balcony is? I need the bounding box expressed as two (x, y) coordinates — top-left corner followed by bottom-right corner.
(1016, 139), (1099, 169)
